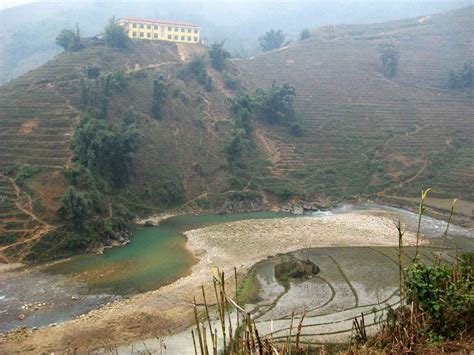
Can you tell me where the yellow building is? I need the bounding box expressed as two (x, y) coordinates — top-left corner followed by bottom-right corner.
(117, 17), (201, 44)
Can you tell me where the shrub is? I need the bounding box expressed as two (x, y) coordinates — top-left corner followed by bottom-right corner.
(85, 65), (100, 79)
(300, 28), (311, 40)
(208, 41), (231, 71)
(151, 74), (167, 119)
(447, 62), (473, 89)
(404, 254), (473, 339)
(58, 186), (91, 229)
(379, 42), (399, 78)
(255, 83), (296, 124)
(56, 25), (82, 51)
(15, 165), (41, 186)
(259, 29), (286, 52)
(223, 73), (242, 91)
(104, 17), (130, 49)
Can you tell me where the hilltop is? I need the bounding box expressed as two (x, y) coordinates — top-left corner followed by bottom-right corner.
(0, 6), (473, 261)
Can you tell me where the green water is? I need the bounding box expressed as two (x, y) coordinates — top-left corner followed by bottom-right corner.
(44, 211), (290, 295)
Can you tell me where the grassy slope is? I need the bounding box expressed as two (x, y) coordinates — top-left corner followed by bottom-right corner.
(237, 6), (474, 202)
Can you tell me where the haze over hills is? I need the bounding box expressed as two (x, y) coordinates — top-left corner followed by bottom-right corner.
(0, 0), (472, 84)
(0, 5), (473, 262)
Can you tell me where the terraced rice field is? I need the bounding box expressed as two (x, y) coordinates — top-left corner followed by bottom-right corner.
(248, 246), (458, 344)
(238, 7), (474, 200)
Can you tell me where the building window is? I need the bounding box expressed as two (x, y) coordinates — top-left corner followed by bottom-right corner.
(174, 35), (179, 40)
(194, 36), (198, 42)
(154, 25), (158, 30)
(139, 32), (144, 37)
(132, 31), (137, 37)
(132, 23), (137, 28)
(194, 29), (198, 34)
(139, 24), (144, 29)
(168, 34), (172, 39)
(147, 33), (151, 38)
(181, 35), (185, 40)
(174, 27), (178, 31)
(146, 24), (150, 29)
(187, 36), (191, 41)
(188, 28), (192, 33)
(168, 26), (172, 31)
(181, 28), (185, 32)
(154, 33), (158, 39)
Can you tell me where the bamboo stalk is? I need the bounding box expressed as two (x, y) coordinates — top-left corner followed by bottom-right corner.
(194, 297), (205, 355)
(202, 285), (215, 350)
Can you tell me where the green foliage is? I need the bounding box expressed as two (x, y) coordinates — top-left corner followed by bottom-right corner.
(223, 73), (242, 91)
(55, 25), (82, 51)
(73, 110), (141, 186)
(85, 65), (100, 79)
(255, 83), (296, 124)
(178, 55), (213, 91)
(151, 74), (167, 120)
(379, 43), (399, 78)
(58, 186), (91, 229)
(405, 254), (473, 339)
(124, 106), (138, 125)
(15, 165), (41, 186)
(209, 41), (231, 71)
(300, 28), (311, 40)
(154, 175), (186, 206)
(259, 29), (286, 52)
(447, 62), (473, 89)
(104, 17), (130, 49)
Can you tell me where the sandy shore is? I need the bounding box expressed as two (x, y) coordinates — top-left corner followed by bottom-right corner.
(0, 210), (421, 353)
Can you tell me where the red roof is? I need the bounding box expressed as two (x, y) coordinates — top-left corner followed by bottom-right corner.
(119, 17), (201, 28)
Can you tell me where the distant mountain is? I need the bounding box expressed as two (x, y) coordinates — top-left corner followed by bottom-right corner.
(1, 0), (472, 84)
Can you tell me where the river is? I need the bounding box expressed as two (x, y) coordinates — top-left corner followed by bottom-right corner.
(0, 205), (472, 333)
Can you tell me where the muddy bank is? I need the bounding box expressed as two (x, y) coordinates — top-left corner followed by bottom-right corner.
(0, 210), (423, 354)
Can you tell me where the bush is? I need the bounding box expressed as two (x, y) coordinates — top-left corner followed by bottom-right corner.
(178, 55), (213, 91)
(85, 65), (100, 79)
(447, 62), (473, 89)
(300, 29), (311, 40)
(151, 74), (167, 119)
(405, 255), (473, 339)
(15, 165), (41, 186)
(379, 43), (399, 78)
(223, 73), (242, 91)
(255, 83), (296, 124)
(56, 25), (82, 51)
(104, 17), (130, 49)
(259, 29), (286, 52)
(208, 41), (231, 71)
(58, 186), (92, 229)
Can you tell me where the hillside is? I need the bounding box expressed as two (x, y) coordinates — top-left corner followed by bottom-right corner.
(237, 6), (474, 205)
(0, 39), (234, 261)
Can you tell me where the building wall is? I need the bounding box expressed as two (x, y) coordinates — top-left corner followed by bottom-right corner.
(117, 20), (200, 44)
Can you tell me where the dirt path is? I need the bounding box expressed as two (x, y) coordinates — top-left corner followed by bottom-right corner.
(0, 175), (54, 257)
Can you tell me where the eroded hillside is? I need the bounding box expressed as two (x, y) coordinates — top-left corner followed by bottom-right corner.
(238, 6), (474, 204)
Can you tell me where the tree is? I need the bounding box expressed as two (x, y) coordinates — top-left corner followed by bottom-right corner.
(208, 41), (231, 71)
(151, 74), (167, 119)
(258, 29), (286, 52)
(255, 83), (296, 124)
(73, 111), (141, 186)
(379, 43), (399, 79)
(59, 186), (91, 229)
(56, 25), (82, 51)
(300, 29), (311, 40)
(104, 17), (130, 49)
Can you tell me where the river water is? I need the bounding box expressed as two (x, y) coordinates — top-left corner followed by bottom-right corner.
(0, 205), (472, 332)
